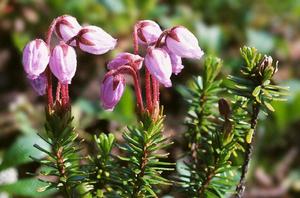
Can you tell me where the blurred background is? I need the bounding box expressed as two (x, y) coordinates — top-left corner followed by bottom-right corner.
(0, 0), (300, 197)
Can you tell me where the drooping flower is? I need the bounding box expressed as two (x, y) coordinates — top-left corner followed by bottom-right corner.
(29, 73), (47, 96)
(49, 42), (77, 84)
(22, 39), (49, 79)
(107, 52), (144, 70)
(77, 25), (117, 55)
(166, 26), (204, 59)
(144, 47), (172, 87)
(136, 20), (162, 45)
(55, 15), (81, 46)
(163, 46), (184, 75)
(100, 74), (125, 111)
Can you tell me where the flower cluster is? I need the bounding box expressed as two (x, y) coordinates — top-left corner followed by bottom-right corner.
(22, 15), (116, 109)
(100, 20), (204, 113)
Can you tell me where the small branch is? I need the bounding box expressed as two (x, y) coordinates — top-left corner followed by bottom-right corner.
(56, 146), (72, 198)
(235, 103), (260, 198)
(132, 143), (148, 197)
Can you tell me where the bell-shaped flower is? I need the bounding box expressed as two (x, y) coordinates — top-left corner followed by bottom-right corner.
(166, 26), (204, 59)
(22, 39), (49, 79)
(55, 15), (81, 46)
(100, 74), (125, 111)
(136, 20), (162, 45)
(29, 73), (47, 96)
(77, 25), (117, 55)
(49, 42), (77, 84)
(144, 47), (172, 87)
(107, 52), (143, 70)
(163, 46), (184, 75)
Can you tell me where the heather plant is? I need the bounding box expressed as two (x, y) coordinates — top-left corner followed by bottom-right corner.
(20, 15), (287, 198)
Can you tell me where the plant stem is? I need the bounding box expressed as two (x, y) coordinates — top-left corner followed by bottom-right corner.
(133, 24), (139, 55)
(45, 17), (58, 112)
(132, 142), (148, 197)
(145, 68), (153, 112)
(56, 146), (72, 198)
(235, 103), (260, 198)
(46, 68), (53, 111)
(111, 66), (144, 111)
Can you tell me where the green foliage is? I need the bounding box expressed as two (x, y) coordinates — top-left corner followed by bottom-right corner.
(0, 178), (56, 197)
(85, 133), (121, 197)
(179, 48), (288, 197)
(116, 113), (173, 197)
(226, 46), (288, 113)
(33, 107), (84, 197)
(0, 134), (49, 171)
(179, 56), (239, 197)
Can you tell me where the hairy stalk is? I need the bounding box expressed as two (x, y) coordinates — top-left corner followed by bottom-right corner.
(145, 68), (153, 112)
(235, 103), (260, 197)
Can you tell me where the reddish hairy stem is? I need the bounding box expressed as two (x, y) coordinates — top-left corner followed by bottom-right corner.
(45, 17), (58, 111)
(107, 66), (144, 112)
(46, 68), (53, 111)
(56, 81), (61, 102)
(61, 84), (70, 109)
(154, 30), (169, 48)
(145, 69), (153, 112)
(133, 24), (139, 55)
(151, 76), (159, 106)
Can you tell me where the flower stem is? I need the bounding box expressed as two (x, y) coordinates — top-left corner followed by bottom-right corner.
(56, 81), (61, 102)
(133, 24), (139, 55)
(145, 68), (153, 113)
(110, 66), (144, 112)
(45, 17), (58, 112)
(235, 103), (260, 197)
(46, 68), (53, 111)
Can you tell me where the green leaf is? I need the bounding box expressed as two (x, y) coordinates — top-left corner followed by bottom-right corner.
(252, 86), (261, 97)
(0, 178), (56, 197)
(0, 134), (50, 171)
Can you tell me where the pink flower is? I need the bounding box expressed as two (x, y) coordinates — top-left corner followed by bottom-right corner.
(107, 52), (143, 70)
(29, 74), (47, 96)
(49, 42), (77, 84)
(100, 74), (125, 111)
(163, 46), (184, 75)
(136, 20), (162, 45)
(55, 15), (81, 46)
(144, 47), (172, 87)
(77, 25), (117, 55)
(166, 26), (204, 59)
(22, 39), (49, 79)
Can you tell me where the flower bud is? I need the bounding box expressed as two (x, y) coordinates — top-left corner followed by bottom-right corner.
(107, 52), (144, 70)
(136, 20), (162, 45)
(29, 74), (47, 96)
(55, 15), (81, 46)
(100, 74), (125, 111)
(144, 47), (172, 87)
(77, 25), (117, 55)
(166, 26), (204, 59)
(163, 46), (184, 75)
(22, 39), (49, 79)
(49, 42), (77, 84)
